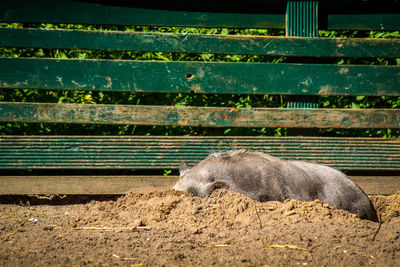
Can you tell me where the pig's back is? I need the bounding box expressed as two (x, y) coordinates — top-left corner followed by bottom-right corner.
(288, 160), (378, 221)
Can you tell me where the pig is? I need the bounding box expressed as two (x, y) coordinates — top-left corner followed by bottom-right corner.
(173, 150), (379, 222)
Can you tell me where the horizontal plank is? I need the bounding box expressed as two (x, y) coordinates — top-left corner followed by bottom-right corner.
(327, 13), (400, 31)
(0, 136), (399, 171)
(350, 176), (400, 195)
(0, 175), (178, 195)
(2, 28), (400, 58)
(1, 0), (400, 30)
(1, 102), (400, 128)
(0, 0), (284, 28)
(321, 0), (400, 30)
(1, 58), (400, 96)
(0, 175), (398, 195)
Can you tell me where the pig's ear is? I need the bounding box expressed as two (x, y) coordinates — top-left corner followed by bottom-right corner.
(204, 180), (230, 195)
(179, 161), (190, 176)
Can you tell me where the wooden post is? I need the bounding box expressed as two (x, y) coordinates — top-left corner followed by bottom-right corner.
(286, 0), (319, 135)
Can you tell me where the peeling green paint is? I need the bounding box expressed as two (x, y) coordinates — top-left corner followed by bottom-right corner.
(1, 102), (399, 129)
(1, 28), (400, 57)
(0, 0), (284, 29)
(1, 58), (399, 96)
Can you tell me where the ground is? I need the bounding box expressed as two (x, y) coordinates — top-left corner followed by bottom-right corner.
(1, 189), (399, 266)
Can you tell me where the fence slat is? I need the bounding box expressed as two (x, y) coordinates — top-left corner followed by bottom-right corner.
(1, 0), (399, 30)
(2, 28), (400, 57)
(0, 0), (284, 28)
(327, 13), (400, 31)
(1, 58), (399, 96)
(1, 102), (400, 128)
(1, 136), (399, 170)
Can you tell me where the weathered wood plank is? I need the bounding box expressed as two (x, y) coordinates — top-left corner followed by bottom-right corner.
(350, 176), (400, 195)
(321, 0), (400, 31)
(285, 0), (319, 136)
(1, 102), (399, 129)
(1, 58), (399, 96)
(1, 0), (399, 30)
(327, 13), (400, 31)
(0, 136), (399, 170)
(0, 0), (284, 28)
(2, 28), (400, 58)
(0, 175), (398, 195)
(0, 176), (178, 195)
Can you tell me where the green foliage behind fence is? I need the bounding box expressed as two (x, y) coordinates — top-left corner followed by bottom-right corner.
(1, 23), (399, 138)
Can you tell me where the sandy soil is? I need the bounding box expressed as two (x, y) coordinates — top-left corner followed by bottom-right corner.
(1, 189), (399, 266)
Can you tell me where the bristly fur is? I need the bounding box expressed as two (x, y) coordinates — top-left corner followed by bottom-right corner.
(207, 150), (276, 161)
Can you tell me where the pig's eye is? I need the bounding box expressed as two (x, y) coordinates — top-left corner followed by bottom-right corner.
(207, 176), (215, 182)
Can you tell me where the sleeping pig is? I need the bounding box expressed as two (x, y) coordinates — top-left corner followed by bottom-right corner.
(173, 150), (378, 222)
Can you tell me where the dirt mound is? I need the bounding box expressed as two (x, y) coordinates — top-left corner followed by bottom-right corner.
(76, 189), (360, 230)
(1, 190), (400, 266)
(371, 194), (400, 222)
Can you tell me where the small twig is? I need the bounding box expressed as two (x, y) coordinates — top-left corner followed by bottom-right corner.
(222, 237), (236, 245)
(74, 226), (151, 231)
(259, 236), (265, 247)
(112, 254), (138, 261)
(207, 237), (235, 248)
(254, 205), (263, 229)
(264, 244), (312, 251)
(3, 230), (19, 240)
(260, 237), (322, 251)
(372, 214), (383, 242)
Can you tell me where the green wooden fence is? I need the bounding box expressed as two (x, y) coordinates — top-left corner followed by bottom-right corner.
(0, 0), (399, 194)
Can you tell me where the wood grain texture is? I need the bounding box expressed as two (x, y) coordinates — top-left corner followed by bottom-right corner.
(327, 13), (400, 31)
(0, 0), (284, 28)
(1, 0), (399, 30)
(2, 28), (400, 58)
(0, 175), (398, 195)
(1, 102), (400, 129)
(0, 176), (178, 195)
(1, 136), (399, 171)
(350, 176), (400, 195)
(1, 58), (399, 96)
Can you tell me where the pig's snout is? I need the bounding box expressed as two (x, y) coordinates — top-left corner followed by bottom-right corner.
(173, 183), (201, 197)
(186, 186), (200, 196)
(173, 179), (199, 195)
